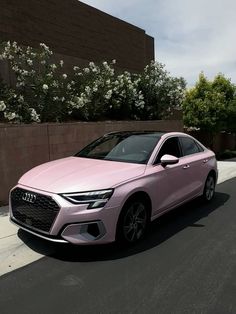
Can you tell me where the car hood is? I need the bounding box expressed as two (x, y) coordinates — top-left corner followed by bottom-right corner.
(19, 157), (146, 193)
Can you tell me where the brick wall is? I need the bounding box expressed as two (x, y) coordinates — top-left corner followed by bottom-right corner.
(0, 120), (183, 203)
(0, 0), (154, 83)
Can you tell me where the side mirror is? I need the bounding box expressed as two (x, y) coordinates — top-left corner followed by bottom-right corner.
(160, 154), (179, 166)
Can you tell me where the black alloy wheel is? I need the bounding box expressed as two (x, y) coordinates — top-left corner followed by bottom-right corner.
(117, 198), (149, 244)
(203, 174), (216, 202)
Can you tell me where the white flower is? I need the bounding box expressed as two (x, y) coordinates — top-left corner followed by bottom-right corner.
(62, 74), (67, 79)
(18, 95), (24, 103)
(27, 59), (33, 66)
(61, 97), (65, 102)
(29, 108), (40, 122)
(135, 100), (145, 108)
(4, 112), (16, 120)
(40, 43), (49, 50)
(89, 62), (95, 68)
(41, 60), (46, 65)
(42, 84), (49, 90)
(16, 81), (25, 87)
(39, 43), (52, 55)
(0, 101), (6, 111)
(52, 81), (59, 88)
(12, 65), (19, 72)
(73, 96), (85, 108)
(73, 66), (79, 71)
(112, 59), (116, 64)
(26, 47), (32, 54)
(60, 60), (64, 67)
(84, 68), (90, 74)
(22, 70), (28, 76)
(85, 86), (91, 94)
(53, 96), (59, 101)
(105, 90), (112, 100)
(51, 64), (57, 70)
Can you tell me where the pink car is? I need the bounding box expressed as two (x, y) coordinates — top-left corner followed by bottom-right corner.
(9, 131), (217, 245)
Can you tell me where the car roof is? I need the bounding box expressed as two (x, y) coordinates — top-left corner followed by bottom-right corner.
(106, 130), (167, 137)
(105, 131), (195, 138)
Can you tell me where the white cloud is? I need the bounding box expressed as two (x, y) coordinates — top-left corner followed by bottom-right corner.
(81, 0), (236, 85)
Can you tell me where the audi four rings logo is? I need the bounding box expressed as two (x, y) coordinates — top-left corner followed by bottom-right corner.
(22, 192), (37, 203)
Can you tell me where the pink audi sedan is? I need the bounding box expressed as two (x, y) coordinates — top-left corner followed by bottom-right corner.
(9, 131), (217, 245)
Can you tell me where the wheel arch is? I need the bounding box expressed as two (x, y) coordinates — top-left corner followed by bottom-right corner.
(207, 169), (217, 183)
(115, 190), (152, 241)
(122, 191), (152, 216)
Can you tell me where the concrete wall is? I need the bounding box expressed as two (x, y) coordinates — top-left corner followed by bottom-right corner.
(0, 120), (183, 204)
(0, 0), (154, 84)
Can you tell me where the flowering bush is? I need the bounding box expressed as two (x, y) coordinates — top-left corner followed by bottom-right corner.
(0, 42), (72, 122)
(134, 61), (186, 120)
(0, 41), (186, 123)
(0, 79), (7, 118)
(70, 62), (146, 120)
(70, 60), (116, 120)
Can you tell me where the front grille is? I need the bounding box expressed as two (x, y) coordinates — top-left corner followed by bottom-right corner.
(11, 187), (60, 233)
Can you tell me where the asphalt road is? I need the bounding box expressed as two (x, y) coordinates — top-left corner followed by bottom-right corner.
(0, 178), (236, 314)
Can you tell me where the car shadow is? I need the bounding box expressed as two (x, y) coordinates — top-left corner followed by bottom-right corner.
(18, 191), (229, 262)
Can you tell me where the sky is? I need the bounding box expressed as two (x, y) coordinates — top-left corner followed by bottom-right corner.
(81, 0), (236, 86)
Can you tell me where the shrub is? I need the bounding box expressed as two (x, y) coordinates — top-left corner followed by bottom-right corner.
(182, 72), (236, 133)
(0, 41), (72, 122)
(0, 41), (186, 123)
(134, 61), (186, 120)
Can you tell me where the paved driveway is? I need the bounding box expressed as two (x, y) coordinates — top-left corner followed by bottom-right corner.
(0, 178), (236, 314)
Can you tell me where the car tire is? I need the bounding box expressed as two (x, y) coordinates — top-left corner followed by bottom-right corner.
(202, 173), (216, 202)
(116, 197), (150, 245)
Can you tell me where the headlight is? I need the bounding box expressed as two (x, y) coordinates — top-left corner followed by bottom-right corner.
(61, 189), (114, 209)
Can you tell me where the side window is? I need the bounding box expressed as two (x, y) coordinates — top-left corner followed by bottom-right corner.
(155, 137), (181, 163)
(180, 137), (202, 156)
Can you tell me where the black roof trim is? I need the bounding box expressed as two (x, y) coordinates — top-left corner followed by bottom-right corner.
(105, 130), (167, 136)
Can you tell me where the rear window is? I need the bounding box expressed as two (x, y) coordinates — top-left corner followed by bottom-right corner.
(180, 137), (203, 156)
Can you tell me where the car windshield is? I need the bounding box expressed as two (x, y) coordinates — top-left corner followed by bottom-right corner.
(75, 132), (162, 164)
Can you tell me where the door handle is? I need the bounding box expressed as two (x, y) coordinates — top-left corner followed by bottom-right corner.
(183, 164), (190, 169)
(203, 159), (209, 163)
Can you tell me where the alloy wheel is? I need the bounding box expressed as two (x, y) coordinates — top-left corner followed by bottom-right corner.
(204, 175), (215, 201)
(122, 201), (148, 243)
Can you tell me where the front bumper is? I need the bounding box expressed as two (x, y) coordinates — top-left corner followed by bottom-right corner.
(9, 185), (121, 245)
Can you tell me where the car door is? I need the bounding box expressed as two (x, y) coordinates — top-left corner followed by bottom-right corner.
(178, 136), (209, 198)
(146, 136), (192, 216)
